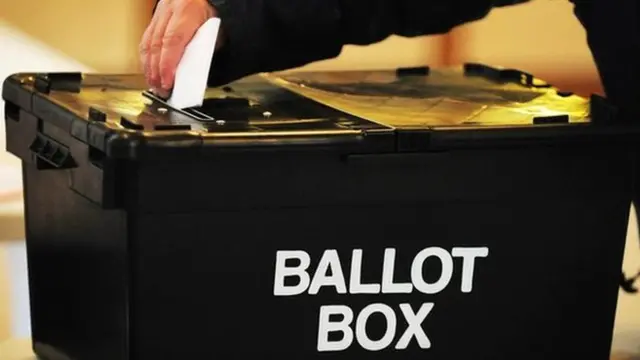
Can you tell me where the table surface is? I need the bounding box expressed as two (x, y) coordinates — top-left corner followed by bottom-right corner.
(0, 338), (638, 360)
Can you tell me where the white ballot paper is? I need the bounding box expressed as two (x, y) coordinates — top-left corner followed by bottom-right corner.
(167, 17), (221, 109)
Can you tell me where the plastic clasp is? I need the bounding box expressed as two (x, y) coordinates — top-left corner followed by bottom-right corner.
(34, 72), (83, 94)
(463, 63), (551, 88)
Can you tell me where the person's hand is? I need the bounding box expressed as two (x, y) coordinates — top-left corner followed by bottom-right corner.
(140, 0), (219, 98)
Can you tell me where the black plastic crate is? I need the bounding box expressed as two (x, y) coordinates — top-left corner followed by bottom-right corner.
(3, 64), (639, 360)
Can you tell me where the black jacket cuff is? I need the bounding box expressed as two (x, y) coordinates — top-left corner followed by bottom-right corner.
(206, 0), (344, 86)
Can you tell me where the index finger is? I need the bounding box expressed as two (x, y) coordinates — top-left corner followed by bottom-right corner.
(140, 0), (167, 80)
(158, 14), (202, 90)
(140, 15), (159, 79)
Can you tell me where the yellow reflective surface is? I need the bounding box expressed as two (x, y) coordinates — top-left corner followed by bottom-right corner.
(264, 68), (590, 128)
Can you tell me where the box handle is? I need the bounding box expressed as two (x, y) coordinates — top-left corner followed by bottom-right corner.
(28, 133), (77, 170)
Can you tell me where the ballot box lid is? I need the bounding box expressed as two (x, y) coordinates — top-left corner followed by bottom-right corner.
(3, 63), (637, 160)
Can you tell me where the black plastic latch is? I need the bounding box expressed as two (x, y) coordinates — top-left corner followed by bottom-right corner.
(556, 90), (574, 97)
(195, 97), (251, 109)
(396, 66), (430, 77)
(464, 63), (551, 88)
(589, 94), (619, 124)
(34, 76), (51, 94)
(620, 270), (639, 293)
(88, 107), (107, 122)
(154, 123), (192, 131)
(120, 117), (144, 130)
(33, 73), (83, 94)
(532, 114), (570, 125)
(29, 133), (77, 170)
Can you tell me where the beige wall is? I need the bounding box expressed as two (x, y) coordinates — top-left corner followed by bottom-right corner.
(298, 35), (444, 71)
(0, 0), (152, 72)
(452, 0), (602, 94)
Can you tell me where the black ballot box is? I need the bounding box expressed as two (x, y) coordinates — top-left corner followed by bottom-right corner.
(3, 63), (639, 360)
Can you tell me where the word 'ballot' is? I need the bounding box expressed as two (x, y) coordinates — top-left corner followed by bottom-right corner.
(272, 247), (489, 352)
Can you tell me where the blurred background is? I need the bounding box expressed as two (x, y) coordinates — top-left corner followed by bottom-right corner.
(0, 0), (638, 355)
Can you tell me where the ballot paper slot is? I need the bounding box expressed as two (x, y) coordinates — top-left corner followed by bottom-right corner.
(183, 98), (253, 123)
(182, 108), (215, 121)
(142, 90), (215, 122)
(190, 97), (359, 121)
(182, 97), (342, 123)
(141, 89), (391, 133)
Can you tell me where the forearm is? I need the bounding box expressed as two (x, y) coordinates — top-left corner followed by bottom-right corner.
(206, 0), (527, 86)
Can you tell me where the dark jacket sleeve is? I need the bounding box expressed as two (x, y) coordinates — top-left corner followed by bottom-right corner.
(206, 0), (529, 86)
(569, 0), (640, 118)
(207, 0), (640, 118)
